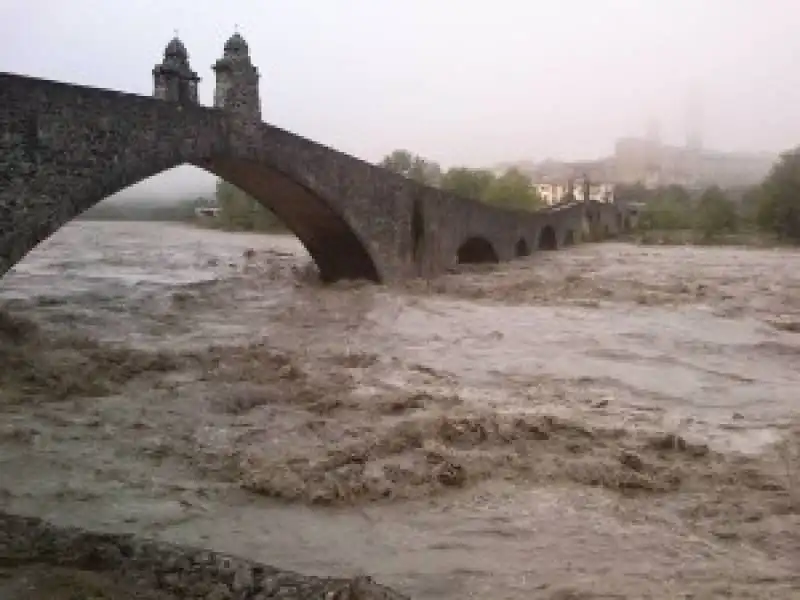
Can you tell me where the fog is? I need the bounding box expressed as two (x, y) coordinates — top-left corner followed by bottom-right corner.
(2, 0), (798, 199)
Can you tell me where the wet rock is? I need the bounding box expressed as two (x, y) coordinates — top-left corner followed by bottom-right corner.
(433, 460), (467, 487)
(277, 363), (302, 380)
(645, 433), (709, 457)
(0, 512), (410, 599)
(437, 417), (488, 448)
(619, 450), (645, 472)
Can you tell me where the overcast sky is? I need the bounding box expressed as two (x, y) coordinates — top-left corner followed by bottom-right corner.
(2, 0), (798, 198)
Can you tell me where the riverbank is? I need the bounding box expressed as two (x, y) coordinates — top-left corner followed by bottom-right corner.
(0, 512), (408, 599)
(620, 228), (795, 248)
(192, 215), (288, 235)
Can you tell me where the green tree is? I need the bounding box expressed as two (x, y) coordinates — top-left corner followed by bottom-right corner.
(379, 149), (442, 186)
(614, 182), (651, 204)
(484, 167), (542, 211)
(631, 184), (694, 230)
(659, 184), (692, 208)
(737, 185), (762, 228)
(638, 196), (692, 230)
(440, 167), (496, 200)
(694, 185), (738, 239)
(379, 151), (541, 212)
(216, 180), (284, 232)
(755, 147), (800, 241)
(379, 149), (414, 175)
(409, 156), (442, 187)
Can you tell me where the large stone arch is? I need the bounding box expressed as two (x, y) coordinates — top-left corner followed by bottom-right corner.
(0, 75), (381, 283)
(200, 157), (380, 282)
(2, 152), (381, 283)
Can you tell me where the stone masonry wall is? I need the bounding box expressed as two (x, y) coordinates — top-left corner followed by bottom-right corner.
(0, 74), (228, 277)
(0, 72), (628, 284)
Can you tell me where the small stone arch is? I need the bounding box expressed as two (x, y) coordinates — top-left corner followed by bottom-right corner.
(538, 225), (558, 251)
(515, 238), (531, 257)
(457, 236), (499, 264)
(581, 214), (592, 238)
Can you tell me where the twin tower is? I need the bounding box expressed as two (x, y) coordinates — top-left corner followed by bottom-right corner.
(152, 32), (260, 122)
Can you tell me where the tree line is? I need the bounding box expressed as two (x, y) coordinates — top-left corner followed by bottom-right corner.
(209, 145), (800, 244)
(213, 180), (285, 232)
(617, 146), (800, 243)
(80, 196), (215, 222)
(209, 149), (545, 232)
(378, 149), (543, 212)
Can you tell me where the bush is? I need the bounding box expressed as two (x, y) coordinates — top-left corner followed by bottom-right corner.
(755, 147), (800, 241)
(694, 186), (739, 240)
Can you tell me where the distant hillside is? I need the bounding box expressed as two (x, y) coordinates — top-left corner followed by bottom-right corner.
(103, 166), (218, 205)
(79, 196), (216, 222)
(103, 184), (216, 205)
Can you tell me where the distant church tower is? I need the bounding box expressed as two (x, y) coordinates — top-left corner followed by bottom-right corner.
(645, 116), (662, 146)
(212, 32), (261, 122)
(685, 85), (704, 152)
(152, 36), (201, 104)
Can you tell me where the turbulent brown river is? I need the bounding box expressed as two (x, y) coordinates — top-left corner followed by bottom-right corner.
(1, 221), (799, 599)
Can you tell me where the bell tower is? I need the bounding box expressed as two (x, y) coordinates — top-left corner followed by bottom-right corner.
(212, 31), (261, 122)
(152, 35), (201, 104)
(686, 85), (704, 152)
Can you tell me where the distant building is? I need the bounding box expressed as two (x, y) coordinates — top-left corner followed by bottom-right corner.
(533, 182), (565, 206)
(498, 111), (775, 192)
(195, 206), (221, 218)
(533, 180), (615, 206)
(612, 135), (774, 189)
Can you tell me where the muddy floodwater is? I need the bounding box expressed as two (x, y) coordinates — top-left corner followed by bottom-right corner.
(0, 221), (798, 599)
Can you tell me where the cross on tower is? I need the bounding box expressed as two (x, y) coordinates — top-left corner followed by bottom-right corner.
(173, 28), (179, 38)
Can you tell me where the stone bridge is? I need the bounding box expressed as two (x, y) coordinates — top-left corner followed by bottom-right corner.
(0, 34), (627, 284)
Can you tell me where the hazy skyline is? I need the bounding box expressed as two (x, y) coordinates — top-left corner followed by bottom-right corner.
(3, 0), (798, 198)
